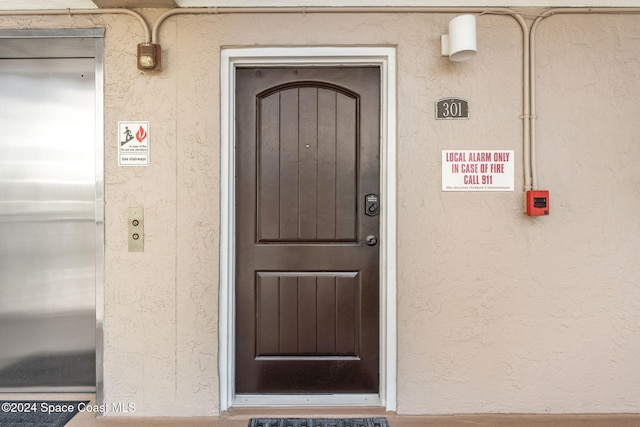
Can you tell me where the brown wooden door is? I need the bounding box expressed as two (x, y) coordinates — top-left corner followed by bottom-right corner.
(235, 66), (380, 394)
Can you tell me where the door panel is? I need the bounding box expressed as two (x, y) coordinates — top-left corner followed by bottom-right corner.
(0, 36), (100, 390)
(235, 67), (380, 394)
(257, 85), (358, 243)
(255, 272), (360, 357)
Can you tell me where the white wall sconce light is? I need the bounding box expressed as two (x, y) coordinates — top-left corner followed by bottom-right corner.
(441, 14), (477, 62)
(137, 42), (162, 71)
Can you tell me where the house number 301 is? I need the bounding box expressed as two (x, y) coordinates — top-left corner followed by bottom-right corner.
(436, 98), (469, 119)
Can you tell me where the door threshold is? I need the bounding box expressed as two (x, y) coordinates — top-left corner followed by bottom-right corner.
(233, 394), (381, 408)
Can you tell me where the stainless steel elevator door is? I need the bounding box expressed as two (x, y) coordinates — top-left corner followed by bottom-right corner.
(0, 38), (98, 390)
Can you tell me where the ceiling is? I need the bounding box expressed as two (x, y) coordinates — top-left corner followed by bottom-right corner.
(0, 0), (180, 9)
(0, 0), (637, 10)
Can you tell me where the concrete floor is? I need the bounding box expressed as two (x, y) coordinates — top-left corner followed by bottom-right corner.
(2, 394), (640, 426)
(84, 413), (640, 427)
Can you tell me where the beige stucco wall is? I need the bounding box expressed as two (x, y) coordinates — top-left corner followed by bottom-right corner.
(2, 7), (640, 417)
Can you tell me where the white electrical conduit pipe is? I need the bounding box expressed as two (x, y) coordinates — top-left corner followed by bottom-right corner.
(530, 7), (640, 191)
(152, 6), (532, 192)
(0, 8), (150, 42)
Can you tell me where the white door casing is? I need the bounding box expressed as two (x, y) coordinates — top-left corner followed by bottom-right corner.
(219, 46), (397, 411)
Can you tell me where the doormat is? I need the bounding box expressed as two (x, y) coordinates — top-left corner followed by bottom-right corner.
(0, 400), (89, 427)
(248, 418), (389, 427)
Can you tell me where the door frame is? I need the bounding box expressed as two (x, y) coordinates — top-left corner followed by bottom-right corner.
(219, 46), (397, 411)
(0, 28), (104, 399)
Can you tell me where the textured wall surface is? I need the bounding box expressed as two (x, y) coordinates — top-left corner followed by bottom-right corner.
(1, 7), (640, 417)
(530, 13), (640, 413)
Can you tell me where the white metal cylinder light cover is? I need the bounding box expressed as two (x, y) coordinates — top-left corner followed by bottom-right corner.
(441, 14), (477, 62)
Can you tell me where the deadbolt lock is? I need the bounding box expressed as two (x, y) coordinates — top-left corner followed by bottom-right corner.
(365, 194), (380, 216)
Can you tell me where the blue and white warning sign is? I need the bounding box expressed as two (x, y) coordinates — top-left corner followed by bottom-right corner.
(118, 121), (149, 166)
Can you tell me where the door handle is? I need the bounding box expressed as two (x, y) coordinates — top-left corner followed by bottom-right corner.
(364, 235), (378, 246)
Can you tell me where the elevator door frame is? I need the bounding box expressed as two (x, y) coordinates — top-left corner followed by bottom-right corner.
(0, 28), (104, 400)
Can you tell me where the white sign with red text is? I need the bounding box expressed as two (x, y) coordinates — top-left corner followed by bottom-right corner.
(442, 150), (514, 191)
(118, 121), (149, 166)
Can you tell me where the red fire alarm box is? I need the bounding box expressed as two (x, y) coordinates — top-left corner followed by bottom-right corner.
(527, 190), (549, 216)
